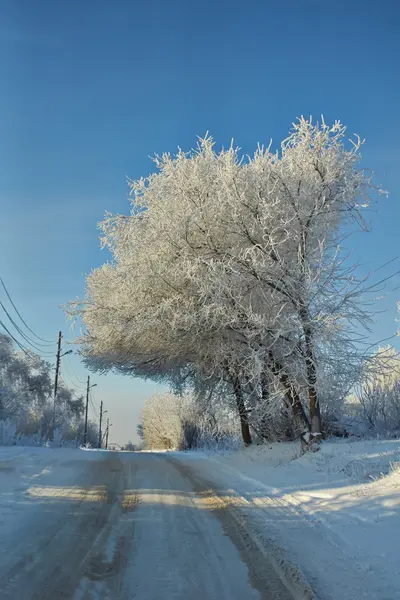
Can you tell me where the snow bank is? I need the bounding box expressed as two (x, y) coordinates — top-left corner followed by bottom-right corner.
(177, 439), (400, 600)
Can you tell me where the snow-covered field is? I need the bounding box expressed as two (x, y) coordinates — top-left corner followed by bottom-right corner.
(170, 438), (400, 600)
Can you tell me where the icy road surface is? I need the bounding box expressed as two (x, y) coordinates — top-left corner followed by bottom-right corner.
(0, 448), (296, 600)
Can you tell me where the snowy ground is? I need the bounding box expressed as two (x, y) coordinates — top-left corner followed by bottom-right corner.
(169, 438), (400, 600)
(0, 446), (294, 599)
(0, 440), (398, 599)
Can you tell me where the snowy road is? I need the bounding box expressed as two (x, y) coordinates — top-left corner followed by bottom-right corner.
(0, 449), (296, 600)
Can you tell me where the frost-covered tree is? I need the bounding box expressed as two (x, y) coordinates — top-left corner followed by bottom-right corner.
(0, 333), (87, 445)
(140, 390), (240, 450)
(136, 423), (144, 441)
(69, 117), (385, 446)
(141, 392), (183, 449)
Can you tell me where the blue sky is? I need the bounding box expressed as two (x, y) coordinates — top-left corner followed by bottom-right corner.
(1, 0), (399, 444)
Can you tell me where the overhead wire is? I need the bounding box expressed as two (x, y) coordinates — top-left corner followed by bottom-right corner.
(58, 373), (70, 390)
(89, 393), (97, 413)
(63, 353), (87, 387)
(89, 390), (99, 418)
(61, 356), (87, 393)
(0, 301), (55, 357)
(90, 401), (98, 420)
(0, 293), (97, 430)
(0, 278), (89, 399)
(0, 276), (56, 344)
(0, 319), (35, 359)
(0, 281), (94, 431)
(58, 373), (80, 397)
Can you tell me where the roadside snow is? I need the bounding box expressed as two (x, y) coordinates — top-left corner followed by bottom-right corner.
(1, 442), (398, 599)
(174, 439), (400, 600)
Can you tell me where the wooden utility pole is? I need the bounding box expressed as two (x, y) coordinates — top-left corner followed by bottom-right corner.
(51, 332), (73, 438)
(54, 331), (62, 398)
(105, 418), (110, 449)
(52, 331), (62, 434)
(98, 401), (104, 449)
(84, 376), (90, 446)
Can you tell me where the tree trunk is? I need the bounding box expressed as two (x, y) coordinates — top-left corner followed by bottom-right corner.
(266, 353), (311, 450)
(230, 371), (252, 446)
(300, 311), (322, 443)
(308, 378), (322, 439)
(283, 377), (311, 451)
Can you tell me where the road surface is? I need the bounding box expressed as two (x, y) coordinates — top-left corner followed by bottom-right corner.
(0, 450), (295, 600)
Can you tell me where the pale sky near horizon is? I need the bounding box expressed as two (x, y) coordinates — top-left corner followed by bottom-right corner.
(1, 0), (399, 445)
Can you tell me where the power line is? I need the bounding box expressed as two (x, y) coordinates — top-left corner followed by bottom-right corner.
(59, 373), (83, 396)
(90, 399), (98, 418)
(0, 301), (55, 357)
(0, 300), (85, 403)
(0, 277), (55, 344)
(89, 390), (99, 418)
(58, 373), (75, 394)
(61, 357), (86, 393)
(89, 388), (97, 405)
(63, 354), (87, 388)
(0, 319), (35, 359)
(58, 371), (75, 391)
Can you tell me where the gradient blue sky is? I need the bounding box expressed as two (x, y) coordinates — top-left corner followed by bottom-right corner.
(1, 0), (399, 445)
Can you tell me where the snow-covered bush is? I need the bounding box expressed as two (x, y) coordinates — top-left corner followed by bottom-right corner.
(15, 432), (44, 447)
(358, 382), (400, 434)
(0, 419), (16, 445)
(193, 420), (242, 451)
(354, 347), (400, 435)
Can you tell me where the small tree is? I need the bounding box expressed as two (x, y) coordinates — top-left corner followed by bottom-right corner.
(142, 392), (183, 449)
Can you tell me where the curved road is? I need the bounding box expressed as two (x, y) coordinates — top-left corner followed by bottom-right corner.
(0, 451), (295, 600)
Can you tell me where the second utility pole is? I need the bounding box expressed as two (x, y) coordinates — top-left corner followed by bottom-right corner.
(98, 401), (103, 449)
(105, 418), (110, 449)
(84, 376), (90, 446)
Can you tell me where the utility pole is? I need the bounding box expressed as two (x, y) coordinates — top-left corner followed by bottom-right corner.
(52, 331), (62, 435)
(98, 401), (104, 449)
(84, 376), (90, 446)
(83, 378), (97, 447)
(52, 331), (73, 438)
(105, 418), (110, 449)
(54, 331), (62, 398)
